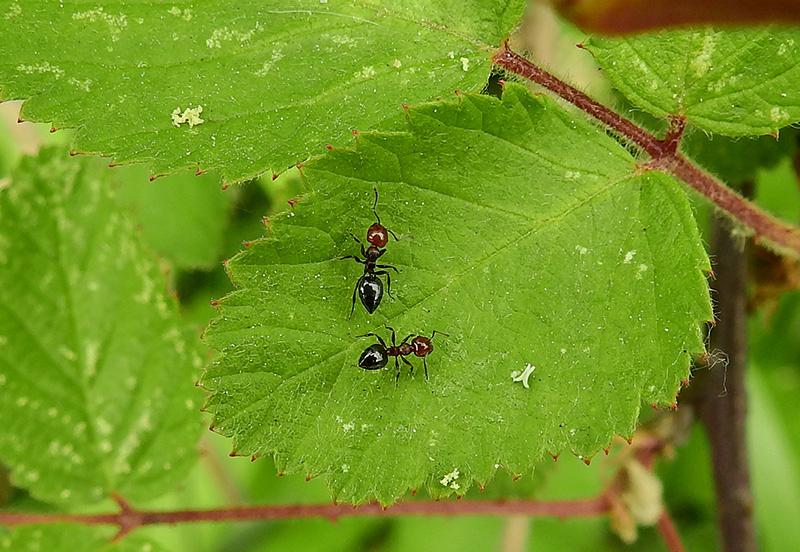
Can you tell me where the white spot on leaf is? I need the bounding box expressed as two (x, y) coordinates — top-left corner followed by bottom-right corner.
(171, 106), (205, 128)
(511, 363), (536, 388)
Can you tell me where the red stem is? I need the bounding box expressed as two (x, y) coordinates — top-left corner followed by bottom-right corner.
(491, 44), (800, 256)
(0, 495), (612, 539)
(657, 510), (687, 552)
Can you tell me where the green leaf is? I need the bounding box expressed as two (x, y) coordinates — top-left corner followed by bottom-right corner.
(115, 167), (231, 270)
(201, 83), (712, 505)
(585, 28), (800, 135)
(0, 525), (166, 552)
(0, 0), (525, 183)
(0, 148), (201, 505)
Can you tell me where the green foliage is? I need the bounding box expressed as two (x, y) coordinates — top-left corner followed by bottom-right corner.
(0, 148), (201, 505)
(201, 83), (712, 505)
(682, 128), (798, 186)
(586, 28), (800, 135)
(0, 0), (524, 183)
(116, 167), (231, 270)
(0, 525), (166, 552)
(2, 3), (800, 550)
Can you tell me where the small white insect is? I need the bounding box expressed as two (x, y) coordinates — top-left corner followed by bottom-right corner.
(511, 363), (536, 388)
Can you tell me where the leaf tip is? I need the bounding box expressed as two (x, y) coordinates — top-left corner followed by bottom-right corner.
(210, 299), (219, 308)
(272, 173), (279, 181)
(682, 378), (690, 388)
(650, 404), (659, 411)
(221, 183), (230, 191)
(242, 240), (251, 248)
(402, 103), (409, 110)
(251, 456), (258, 462)
(551, 453), (559, 462)
(603, 447), (610, 456)
(352, 129), (359, 136)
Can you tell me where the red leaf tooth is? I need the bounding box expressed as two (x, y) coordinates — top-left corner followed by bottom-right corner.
(326, 144), (333, 150)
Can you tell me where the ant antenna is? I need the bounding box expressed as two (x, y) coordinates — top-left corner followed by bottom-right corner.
(430, 331), (449, 341)
(372, 185), (382, 225)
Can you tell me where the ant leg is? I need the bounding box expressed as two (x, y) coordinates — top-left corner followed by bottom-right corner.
(340, 254), (366, 265)
(400, 356), (414, 375)
(394, 357), (401, 387)
(347, 231), (368, 257)
(401, 334), (414, 346)
(384, 326), (398, 347)
(349, 280), (359, 320)
(375, 263), (400, 273)
(430, 330), (450, 341)
(357, 332), (387, 348)
(423, 357), (429, 381)
(374, 270), (395, 299)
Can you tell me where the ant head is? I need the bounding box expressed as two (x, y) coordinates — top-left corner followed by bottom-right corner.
(411, 336), (433, 357)
(367, 223), (389, 247)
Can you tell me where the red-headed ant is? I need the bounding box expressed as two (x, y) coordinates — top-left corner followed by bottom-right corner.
(358, 326), (447, 386)
(341, 186), (399, 318)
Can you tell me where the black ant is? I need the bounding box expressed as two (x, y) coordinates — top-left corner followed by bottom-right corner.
(357, 326), (447, 386)
(341, 186), (399, 318)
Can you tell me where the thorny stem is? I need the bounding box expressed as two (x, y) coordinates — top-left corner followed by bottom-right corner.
(491, 44), (800, 257)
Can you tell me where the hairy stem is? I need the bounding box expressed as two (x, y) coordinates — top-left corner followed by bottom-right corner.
(491, 44), (800, 256)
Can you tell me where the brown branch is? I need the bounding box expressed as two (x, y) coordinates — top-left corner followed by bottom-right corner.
(0, 494), (612, 537)
(491, 44), (800, 257)
(492, 45), (661, 157)
(687, 213), (756, 552)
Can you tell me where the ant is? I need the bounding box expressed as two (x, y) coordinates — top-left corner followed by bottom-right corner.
(357, 326), (447, 386)
(341, 186), (399, 318)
